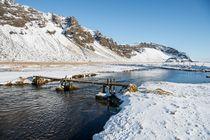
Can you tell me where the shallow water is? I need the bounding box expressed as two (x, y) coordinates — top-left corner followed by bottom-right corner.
(0, 69), (209, 140)
(0, 84), (117, 140)
(100, 69), (210, 84)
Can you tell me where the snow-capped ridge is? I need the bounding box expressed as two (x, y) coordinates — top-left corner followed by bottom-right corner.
(0, 2), (191, 62)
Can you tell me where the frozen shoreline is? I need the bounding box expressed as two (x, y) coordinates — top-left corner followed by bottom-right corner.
(0, 63), (144, 84)
(93, 82), (210, 140)
(0, 63), (210, 139)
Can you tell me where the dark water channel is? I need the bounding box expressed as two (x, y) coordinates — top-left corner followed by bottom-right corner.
(0, 69), (210, 140)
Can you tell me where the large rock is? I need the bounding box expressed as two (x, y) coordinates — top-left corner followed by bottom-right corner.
(65, 16), (79, 27)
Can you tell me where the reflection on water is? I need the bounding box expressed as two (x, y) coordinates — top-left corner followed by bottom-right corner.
(99, 69), (210, 84)
(0, 84), (118, 140)
(0, 69), (210, 140)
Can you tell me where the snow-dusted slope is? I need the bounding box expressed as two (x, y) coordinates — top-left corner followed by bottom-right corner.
(0, 2), (191, 62)
(130, 48), (170, 62)
(0, 24), (124, 62)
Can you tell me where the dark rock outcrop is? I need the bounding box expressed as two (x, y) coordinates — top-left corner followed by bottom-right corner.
(63, 17), (95, 50)
(94, 31), (134, 58)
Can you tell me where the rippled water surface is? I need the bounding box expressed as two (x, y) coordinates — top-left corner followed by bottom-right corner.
(0, 69), (210, 140)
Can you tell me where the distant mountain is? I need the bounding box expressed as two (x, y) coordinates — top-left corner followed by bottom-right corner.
(0, 1), (191, 62)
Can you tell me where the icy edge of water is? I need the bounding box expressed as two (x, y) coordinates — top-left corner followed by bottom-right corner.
(93, 82), (210, 140)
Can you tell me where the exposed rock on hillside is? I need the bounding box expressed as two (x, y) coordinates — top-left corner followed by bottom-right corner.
(94, 31), (134, 58)
(62, 17), (94, 50)
(0, 2), (46, 27)
(131, 43), (191, 62)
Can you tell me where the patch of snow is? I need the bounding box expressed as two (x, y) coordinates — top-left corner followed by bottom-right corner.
(94, 82), (210, 140)
(0, 63), (142, 84)
(130, 48), (170, 63)
(82, 26), (95, 36)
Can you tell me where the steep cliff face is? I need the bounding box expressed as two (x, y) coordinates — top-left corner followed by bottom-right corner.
(0, 2), (191, 62)
(63, 17), (95, 50)
(94, 31), (132, 58)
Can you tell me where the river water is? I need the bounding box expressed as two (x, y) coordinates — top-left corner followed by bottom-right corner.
(0, 69), (210, 140)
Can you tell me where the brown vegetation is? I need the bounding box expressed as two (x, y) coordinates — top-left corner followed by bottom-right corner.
(154, 88), (173, 95)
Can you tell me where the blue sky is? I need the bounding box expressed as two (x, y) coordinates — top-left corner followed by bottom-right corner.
(17, 0), (210, 61)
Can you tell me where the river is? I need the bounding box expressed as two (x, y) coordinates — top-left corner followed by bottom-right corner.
(0, 69), (210, 140)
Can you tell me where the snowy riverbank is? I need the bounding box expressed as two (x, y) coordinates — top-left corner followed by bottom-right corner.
(93, 82), (210, 140)
(0, 63), (144, 84)
(1, 61), (210, 84)
(160, 62), (210, 72)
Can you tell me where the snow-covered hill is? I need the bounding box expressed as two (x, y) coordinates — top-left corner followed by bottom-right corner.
(130, 48), (170, 62)
(0, 1), (191, 62)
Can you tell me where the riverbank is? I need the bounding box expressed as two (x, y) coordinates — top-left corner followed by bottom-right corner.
(1, 61), (210, 85)
(0, 63), (144, 84)
(93, 82), (210, 140)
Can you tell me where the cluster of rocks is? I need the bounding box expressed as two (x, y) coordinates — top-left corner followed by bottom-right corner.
(51, 16), (134, 56)
(62, 17), (95, 50)
(9, 29), (27, 35)
(59, 16), (191, 61)
(94, 31), (134, 58)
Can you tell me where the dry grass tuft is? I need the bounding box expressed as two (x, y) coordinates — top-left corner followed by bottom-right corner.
(139, 87), (173, 95)
(153, 88), (173, 95)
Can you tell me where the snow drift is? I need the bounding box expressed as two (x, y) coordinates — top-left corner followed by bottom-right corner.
(93, 82), (210, 140)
